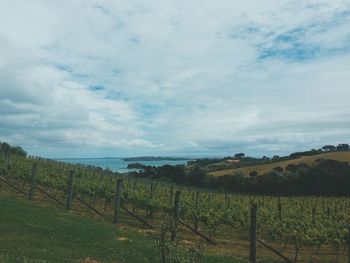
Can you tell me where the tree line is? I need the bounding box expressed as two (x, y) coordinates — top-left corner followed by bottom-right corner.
(0, 141), (27, 159)
(134, 158), (350, 196)
(2, 140), (350, 196)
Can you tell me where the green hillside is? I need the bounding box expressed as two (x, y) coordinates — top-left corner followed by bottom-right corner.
(0, 194), (243, 263)
(210, 151), (350, 176)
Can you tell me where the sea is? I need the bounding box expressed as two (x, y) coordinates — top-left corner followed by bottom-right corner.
(55, 158), (191, 173)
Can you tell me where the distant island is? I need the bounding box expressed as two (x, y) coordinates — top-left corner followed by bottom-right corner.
(122, 156), (191, 162)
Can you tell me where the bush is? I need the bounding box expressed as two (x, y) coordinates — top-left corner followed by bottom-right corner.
(249, 171), (258, 177)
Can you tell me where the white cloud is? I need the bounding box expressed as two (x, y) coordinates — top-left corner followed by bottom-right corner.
(0, 0), (349, 157)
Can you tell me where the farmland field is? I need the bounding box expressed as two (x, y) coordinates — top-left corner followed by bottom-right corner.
(210, 151), (350, 176)
(1, 153), (350, 262)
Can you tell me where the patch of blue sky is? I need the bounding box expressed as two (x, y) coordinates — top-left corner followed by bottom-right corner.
(230, 8), (350, 62)
(274, 26), (306, 42)
(51, 62), (88, 79)
(89, 85), (105, 91)
(258, 43), (350, 62)
(52, 62), (72, 73)
(258, 12), (350, 62)
(92, 4), (111, 15)
(137, 104), (163, 118)
(112, 69), (123, 76)
(103, 92), (131, 103)
(128, 36), (140, 46)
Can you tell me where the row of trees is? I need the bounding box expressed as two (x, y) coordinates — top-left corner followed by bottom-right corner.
(189, 144), (350, 173)
(322, 143), (350, 151)
(135, 159), (350, 196)
(230, 144), (349, 162)
(0, 141), (27, 158)
(204, 159), (350, 195)
(2, 140), (349, 196)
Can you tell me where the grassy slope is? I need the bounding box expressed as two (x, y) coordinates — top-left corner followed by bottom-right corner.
(210, 151), (350, 176)
(0, 194), (245, 263)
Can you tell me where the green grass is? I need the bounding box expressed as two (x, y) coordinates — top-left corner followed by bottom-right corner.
(0, 195), (245, 263)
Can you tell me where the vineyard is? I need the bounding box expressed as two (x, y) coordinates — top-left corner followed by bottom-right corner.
(1, 152), (350, 263)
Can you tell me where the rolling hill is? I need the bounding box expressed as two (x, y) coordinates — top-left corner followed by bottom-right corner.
(210, 151), (350, 177)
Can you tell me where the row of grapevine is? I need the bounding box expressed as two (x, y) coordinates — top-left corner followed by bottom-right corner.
(0, 153), (349, 262)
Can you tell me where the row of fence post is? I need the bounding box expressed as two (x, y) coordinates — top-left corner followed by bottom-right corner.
(28, 164), (37, 201)
(66, 170), (74, 210)
(249, 203), (350, 263)
(348, 225), (350, 263)
(250, 203), (257, 263)
(23, 164), (350, 263)
(26, 165), (182, 233)
(114, 179), (123, 224)
(171, 191), (181, 241)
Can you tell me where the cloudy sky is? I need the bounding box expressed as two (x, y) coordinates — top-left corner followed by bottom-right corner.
(0, 0), (350, 158)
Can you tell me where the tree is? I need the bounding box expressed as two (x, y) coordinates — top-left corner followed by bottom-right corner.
(322, 145), (336, 152)
(157, 165), (186, 184)
(286, 164), (298, 172)
(257, 171), (288, 194)
(272, 166), (284, 173)
(0, 142), (10, 162)
(336, 144), (350, 151)
(9, 146), (27, 157)
(249, 171), (258, 177)
(301, 159), (350, 195)
(272, 155), (280, 161)
(187, 166), (206, 186)
(262, 156), (270, 161)
(234, 153), (245, 159)
(0, 142), (10, 153)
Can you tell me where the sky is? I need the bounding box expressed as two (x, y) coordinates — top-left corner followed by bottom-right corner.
(0, 0), (350, 158)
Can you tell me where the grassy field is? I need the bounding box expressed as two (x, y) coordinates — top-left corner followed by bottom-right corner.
(1, 155), (347, 262)
(0, 192), (246, 263)
(210, 151), (350, 176)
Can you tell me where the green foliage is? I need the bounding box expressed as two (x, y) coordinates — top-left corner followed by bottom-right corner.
(337, 143), (350, 151)
(234, 153), (245, 159)
(1, 149), (350, 261)
(187, 166), (206, 186)
(9, 146), (27, 157)
(0, 141), (27, 157)
(0, 196), (160, 262)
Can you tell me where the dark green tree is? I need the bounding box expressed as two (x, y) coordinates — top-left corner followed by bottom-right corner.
(322, 145), (336, 152)
(234, 153), (245, 159)
(336, 144), (349, 151)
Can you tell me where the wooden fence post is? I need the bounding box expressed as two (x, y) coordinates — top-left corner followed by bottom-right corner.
(66, 170), (74, 210)
(171, 191), (181, 241)
(114, 179), (123, 225)
(150, 183), (154, 199)
(4, 149), (9, 182)
(132, 180), (137, 212)
(278, 198), (282, 220)
(5, 150), (10, 168)
(169, 186), (173, 206)
(195, 191), (199, 231)
(29, 164), (37, 200)
(322, 197), (325, 210)
(250, 203), (257, 263)
(226, 194), (230, 209)
(348, 224), (350, 263)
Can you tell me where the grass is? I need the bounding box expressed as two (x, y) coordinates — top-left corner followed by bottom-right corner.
(0, 193), (246, 263)
(210, 151), (350, 176)
(0, 175), (342, 263)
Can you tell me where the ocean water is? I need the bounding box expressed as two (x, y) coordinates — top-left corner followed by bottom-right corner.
(55, 158), (190, 173)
